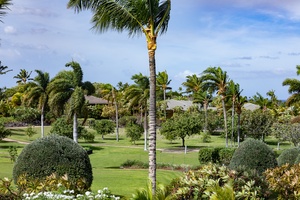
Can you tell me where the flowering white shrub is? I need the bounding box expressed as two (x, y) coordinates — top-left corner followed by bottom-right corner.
(23, 187), (120, 200)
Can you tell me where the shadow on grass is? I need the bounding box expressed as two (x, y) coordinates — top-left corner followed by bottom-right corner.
(102, 137), (124, 141)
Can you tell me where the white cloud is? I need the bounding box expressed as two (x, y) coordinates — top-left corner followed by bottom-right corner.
(174, 70), (198, 81)
(4, 26), (17, 34)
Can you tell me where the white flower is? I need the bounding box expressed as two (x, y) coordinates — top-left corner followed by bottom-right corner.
(85, 191), (91, 196)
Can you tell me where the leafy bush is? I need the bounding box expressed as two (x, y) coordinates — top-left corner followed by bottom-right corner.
(13, 135), (93, 193)
(49, 117), (87, 139)
(169, 163), (270, 200)
(92, 119), (116, 139)
(229, 138), (277, 174)
(8, 146), (18, 163)
(219, 148), (236, 166)
(118, 115), (138, 127)
(277, 148), (300, 166)
(25, 126), (37, 138)
(0, 122), (11, 140)
(201, 131), (211, 143)
(11, 106), (40, 124)
(125, 123), (143, 144)
(265, 163), (300, 200)
(198, 148), (219, 164)
(198, 147), (235, 166)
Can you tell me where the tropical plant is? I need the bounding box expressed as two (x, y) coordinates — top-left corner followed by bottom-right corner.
(193, 90), (213, 132)
(13, 69), (33, 84)
(251, 92), (271, 111)
(229, 138), (278, 174)
(25, 126), (37, 138)
(182, 74), (202, 95)
(92, 119), (116, 140)
(48, 61), (95, 143)
(0, 121), (10, 140)
(201, 67), (230, 147)
(277, 148), (300, 166)
(0, 61), (12, 74)
(226, 80), (243, 146)
(13, 135), (93, 193)
(67, 0), (171, 193)
(23, 70), (50, 137)
(241, 109), (274, 141)
(125, 123), (144, 145)
(156, 70), (171, 119)
(0, 0), (11, 23)
(265, 163), (300, 200)
(235, 94), (247, 146)
(160, 112), (202, 147)
(124, 73), (150, 151)
(283, 65), (300, 106)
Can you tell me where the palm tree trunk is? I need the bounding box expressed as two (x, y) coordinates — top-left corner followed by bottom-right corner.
(73, 113), (78, 143)
(144, 107), (148, 151)
(163, 88), (166, 119)
(237, 113), (241, 147)
(148, 49), (157, 194)
(204, 102), (208, 132)
(222, 97), (228, 147)
(41, 105), (44, 138)
(113, 88), (119, 142)
(231, 100), (235, 147)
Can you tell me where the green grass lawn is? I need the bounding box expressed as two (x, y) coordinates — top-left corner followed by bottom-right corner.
(0, 125), (293, 199)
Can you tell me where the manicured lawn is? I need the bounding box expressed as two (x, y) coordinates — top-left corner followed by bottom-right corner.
(0, 125), (293, 198)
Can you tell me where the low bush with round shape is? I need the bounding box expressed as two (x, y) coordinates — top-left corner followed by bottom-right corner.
(229, 138), (277, 174)
(277, 148), (300, 166)
(13, 134), (93, 193)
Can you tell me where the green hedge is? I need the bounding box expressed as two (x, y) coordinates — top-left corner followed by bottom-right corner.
(198, 147), (236, 165)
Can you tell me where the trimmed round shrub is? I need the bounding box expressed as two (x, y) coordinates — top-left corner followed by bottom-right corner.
(13, 135), (93, 191)
(229, 138), (277, 174)
(277, 148), (300, 166)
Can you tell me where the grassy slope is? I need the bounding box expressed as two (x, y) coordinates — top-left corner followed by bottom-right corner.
(0, 125), (292, 198)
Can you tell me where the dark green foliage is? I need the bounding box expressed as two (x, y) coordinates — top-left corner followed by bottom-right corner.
(198, 148), (219, 164)
(125, 123), (143, 144)
(11, 106), (40, 124)
(241, 110), (274, 141)
(160, 112), (203, 147)
(229, 138), (278, 174)
(8, 146), (18, 162)
(118, 115), (138, 127)
(25, 126), (37, 138)
(206, 111), (223, 135)
(277, 148), (300, 166)
(13, 135), (93, 191)
(92, 119), (116, 139)
(87, 105), (103, 119)
(0, 121), (11, 140)
(169, 163), (271, 200)
(218, 148), (236, 166)
(49, 117), (87, 139)
(198, 147), (236, 166)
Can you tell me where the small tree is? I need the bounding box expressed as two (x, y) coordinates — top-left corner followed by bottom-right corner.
(92, 119), (115, 140)
(160, 112), (203, 147)
(241, 110), (274, 141)
(125, 123), (143, 144)
(25, 126), (37, 139)
(0, 122), (11, 140)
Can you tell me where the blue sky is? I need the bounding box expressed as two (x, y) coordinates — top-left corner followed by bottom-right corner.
(1, 0), (300, 100)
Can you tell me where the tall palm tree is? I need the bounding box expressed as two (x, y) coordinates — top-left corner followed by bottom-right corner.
(23, 70), (50, 138)
(235, 95), (247, 147)
(226, 80), (243, 146)
(124, 73), (150, 151)
(0, 0), (12, 22)
(182, 74), (202, 95)
(282, 65), (300, 107)
(13, 69), (33, 84)
(193, 90), (212, 132)
(67, 0), (171, 192)
(48, 61), (95, 143)
(251, 92), (271, 112)
(201, 66), (230, 147)
(156, 70), (171, 119)
(0, 61), (12, 75)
